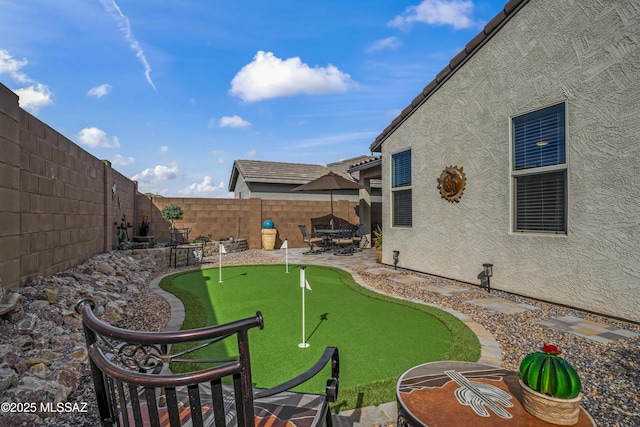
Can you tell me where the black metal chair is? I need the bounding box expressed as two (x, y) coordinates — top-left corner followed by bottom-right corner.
(76, 299), (339, 427)
(299, 225), (323, 254)
(351, 224), (367, 251)
(169, 228), (194, 267)
(333, 224), (357, 256)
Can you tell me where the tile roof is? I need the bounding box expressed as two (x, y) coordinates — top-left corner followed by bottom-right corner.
(369, 0), (529, 152)
(231, 160), (331, 184)
(327, 155), (380, 174)
(228, 156), (383, 192)
(347, 156), (381, 171)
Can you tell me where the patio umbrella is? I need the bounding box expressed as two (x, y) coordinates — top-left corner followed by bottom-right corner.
(291, 171), (364, 228)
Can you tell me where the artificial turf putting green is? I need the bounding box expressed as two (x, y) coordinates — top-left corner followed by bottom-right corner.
(160, 264), (480, 410)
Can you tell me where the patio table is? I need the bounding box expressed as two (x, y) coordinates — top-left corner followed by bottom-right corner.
(313, 229), (342, 252)
(396, 361), (596, 427)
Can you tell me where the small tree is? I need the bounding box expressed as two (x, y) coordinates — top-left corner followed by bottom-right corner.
(161, 204), (184, 229)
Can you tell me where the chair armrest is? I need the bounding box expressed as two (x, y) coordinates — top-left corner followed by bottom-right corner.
(254, 346), (339, 402)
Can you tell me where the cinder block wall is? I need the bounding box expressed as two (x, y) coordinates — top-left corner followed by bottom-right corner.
(0, 82), (379, 289)
(0, 83), (133, 289)
(136, 196), (372, 250)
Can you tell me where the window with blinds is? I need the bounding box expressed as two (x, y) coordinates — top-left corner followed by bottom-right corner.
(512, 104), (567, 233)
(392, 150), (412, 227)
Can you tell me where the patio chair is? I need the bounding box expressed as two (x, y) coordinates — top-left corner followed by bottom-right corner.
(299, 224), (323, 254)
(76, 299), (339, 427)
(351, 224), (366, 251)
(169, 228), (194, 267)
(333, 224), (357, 256)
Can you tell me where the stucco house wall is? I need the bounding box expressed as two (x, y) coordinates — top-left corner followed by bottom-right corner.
(232, 174), (251, 199)
(379, 0), (639, 322)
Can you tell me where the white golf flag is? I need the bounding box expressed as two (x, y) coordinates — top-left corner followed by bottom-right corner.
(219, 244), (227, 254)
(280, 240), (288, 249)
(301, 279), (312, 292)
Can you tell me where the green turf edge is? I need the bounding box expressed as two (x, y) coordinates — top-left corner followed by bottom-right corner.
(158, 264), (481, 412)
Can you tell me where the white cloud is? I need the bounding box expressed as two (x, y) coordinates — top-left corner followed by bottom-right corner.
(111, 154), (134, 166)
(247, 149), (257, 157)
(230, 51), (354, 102)
(179, 176), (225, 195)
(159, 145), (169, 154)
(293, 131), (378, 149)
(219, 115), (251, 128)
(0, 49), (53, 113)
(87, 83), (112, 97)
(217, 157), (225, 164)
(131, 164), (179, 184)
(99, 0), (157, 91)
(366, 37), (402, 52)
(389, 0), (475, 30)
(13, 83), (53, 113)
(0, 48), (30, 83)
(77, 127), (121, 148)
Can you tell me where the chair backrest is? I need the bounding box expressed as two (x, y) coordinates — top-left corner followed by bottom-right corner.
(76, 298), (263, 427)
(298, 224), (310, 239)
(354, 224), (366, 238)
(338, 224), (356, 238)
(170, 228), (190, 246)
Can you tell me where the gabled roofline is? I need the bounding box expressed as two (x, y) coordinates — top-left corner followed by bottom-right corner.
(369, 0), (529, 153)
(228, 161), (240, 192)
(347, 156), (381, 173)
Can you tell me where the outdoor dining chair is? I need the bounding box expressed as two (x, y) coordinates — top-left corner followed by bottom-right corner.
(299, 224), (323, 254)
(351, 224), (366, 251)
(333, 224), (357, 256)
(76, 299), (339, 427)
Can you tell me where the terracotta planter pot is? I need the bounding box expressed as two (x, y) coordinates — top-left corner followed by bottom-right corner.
(519, 379), (582, 425)
(376, 247), (382, 263)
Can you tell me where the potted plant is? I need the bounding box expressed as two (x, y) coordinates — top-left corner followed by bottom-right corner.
(138, 211), (150, 236)
(373, 225), (382, 263)
(161, 204), (184, 230)
(133, 211), (153, 243)
(114, 213), (132, 249)
(519, 343), (582, 425)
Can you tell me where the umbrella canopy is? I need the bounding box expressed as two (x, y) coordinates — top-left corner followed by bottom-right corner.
(291, 171), (364, 228)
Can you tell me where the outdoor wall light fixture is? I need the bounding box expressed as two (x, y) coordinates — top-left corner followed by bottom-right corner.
(393, 250), (400, 270)
(483, 263), (493, 293)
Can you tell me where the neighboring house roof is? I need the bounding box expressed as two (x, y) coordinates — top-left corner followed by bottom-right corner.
(370, 0), (529, 152)
(228, 156), (378, 192)
(347, 156), (382, 173)
(327, 155), (379, 175)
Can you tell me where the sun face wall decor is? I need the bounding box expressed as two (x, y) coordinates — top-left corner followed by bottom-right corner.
(437, 165), (466, 202)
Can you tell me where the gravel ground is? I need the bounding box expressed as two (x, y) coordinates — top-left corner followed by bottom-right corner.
(41, 250), (639, 426)
(351, 265), (640, 427)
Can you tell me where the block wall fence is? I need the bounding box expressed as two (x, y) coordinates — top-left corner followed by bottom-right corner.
(1, 83), (380, 290)
(141, 196), (371, 251)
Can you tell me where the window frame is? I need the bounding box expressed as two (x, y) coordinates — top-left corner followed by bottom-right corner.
(511, 102), (568, 234)
(391, 149), (412, 228)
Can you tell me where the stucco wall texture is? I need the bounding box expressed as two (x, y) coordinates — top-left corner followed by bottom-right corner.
(380, 0), (639, 322)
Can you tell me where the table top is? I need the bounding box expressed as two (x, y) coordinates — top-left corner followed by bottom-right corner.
(396, 361), (596, 427)
(314, 229), (342, 234)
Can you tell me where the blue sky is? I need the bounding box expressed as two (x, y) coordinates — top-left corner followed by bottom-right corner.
(1, 0), (505, 197)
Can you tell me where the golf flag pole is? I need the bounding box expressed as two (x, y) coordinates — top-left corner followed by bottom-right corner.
(280, 239), (289, 273)
(218, 243), (227, 283)
(298, 266), (311, 348)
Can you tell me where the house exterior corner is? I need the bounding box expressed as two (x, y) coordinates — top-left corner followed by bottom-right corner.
(376, 0), (640, 322)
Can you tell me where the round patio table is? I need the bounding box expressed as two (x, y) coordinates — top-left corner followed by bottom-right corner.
(396, 361), (596, 427)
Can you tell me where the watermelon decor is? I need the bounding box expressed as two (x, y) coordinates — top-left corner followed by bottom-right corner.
(519, 343), (583, 425)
